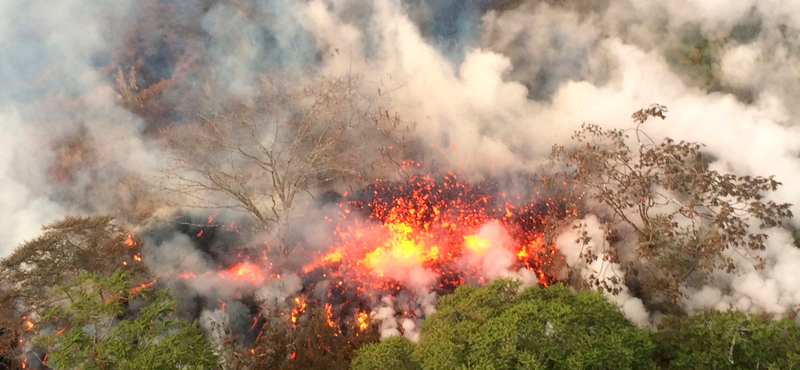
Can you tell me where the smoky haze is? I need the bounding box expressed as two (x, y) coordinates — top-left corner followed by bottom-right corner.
(3, 0), (800, 326)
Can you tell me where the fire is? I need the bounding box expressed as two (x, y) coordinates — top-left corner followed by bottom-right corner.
(303, 175), (561, 287)
(124, 234), (135, 248)
(225, 262), (264, 283)
(290, 297), (307, 327)
(25, 320), (33, 331)
(324, 304), (336, 328)
(302, 248), (344, 273)
(130, 280), (157, 294)
(462, 234), (490, 257)
(139, 174), (563, 348)
(356, 311), (368, 331)
(360, 222), (439, 276)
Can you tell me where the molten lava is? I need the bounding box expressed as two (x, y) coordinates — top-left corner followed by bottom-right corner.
(224, 262), (265, 284)
(302, 174), (561, 289)
(143, 174), (564, 343)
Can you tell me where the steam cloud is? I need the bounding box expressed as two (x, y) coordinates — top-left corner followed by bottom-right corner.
(4, 0), (800, 328)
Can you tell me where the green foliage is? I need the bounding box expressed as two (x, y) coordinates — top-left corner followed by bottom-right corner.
(36, 269), (218, 370)
(655, 310), (800, 370)
(352, 280), (655, 370)
(350, 336), (420, 370)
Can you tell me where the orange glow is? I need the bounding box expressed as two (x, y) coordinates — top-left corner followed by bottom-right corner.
(462, 234), (490, 257)
(133, 254), (142, 262)
(296, 175), (561, 296)
(124, 234), (135, 248)
(290, 297), (307, 327)
(356, 311), (368, 331)
(25, 320), (33, 331)
(226, 262), (264, 283)
(302, 248), (344, 273)
(360, 222), (438, 276)
(130, 280), (157, 294)
(324, 304), (336, 328)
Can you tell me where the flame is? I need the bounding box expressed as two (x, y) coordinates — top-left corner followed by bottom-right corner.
(324, 304), (336, 328)
(290, 297), (307, 327)
(356, 311), (368, 331)
(124, 234), (135, 248)
(360, 222), (439, 276)
(25, 320), (33, 331)
(462, 234), (490, 257)
(130, 280), (157, 294)
(302, 248), (344, 273)
(225, 262), (264, 283)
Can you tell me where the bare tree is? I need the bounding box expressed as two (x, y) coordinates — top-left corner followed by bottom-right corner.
(550, 105), (793, 305)
(161, 76), (409, 252)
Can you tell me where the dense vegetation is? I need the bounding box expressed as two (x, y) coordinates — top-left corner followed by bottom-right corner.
(352, 280), (800, 370)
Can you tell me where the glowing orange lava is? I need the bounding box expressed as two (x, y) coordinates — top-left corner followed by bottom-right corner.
(141, 174), (563, 347)
(300, 175), (561, 289)
(290, 297), (307, 327)
(225, 262), (264, 283)
(359, 222), (439, 276)
(356, 311), (368, 331)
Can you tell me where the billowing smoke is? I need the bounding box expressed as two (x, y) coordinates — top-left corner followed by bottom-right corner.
(5, 0), (800, 334)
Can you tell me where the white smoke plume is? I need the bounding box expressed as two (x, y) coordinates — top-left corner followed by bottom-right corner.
(555, 216), (650, 326)
(0, 0), (162, 256)
(5, 0), (800, 330)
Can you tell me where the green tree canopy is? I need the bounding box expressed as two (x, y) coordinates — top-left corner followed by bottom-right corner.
(350, 336), (420, 370)
(35, 269), (218, 370)
(655, 310), (800, 370)
(351, 279), (655, 370)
